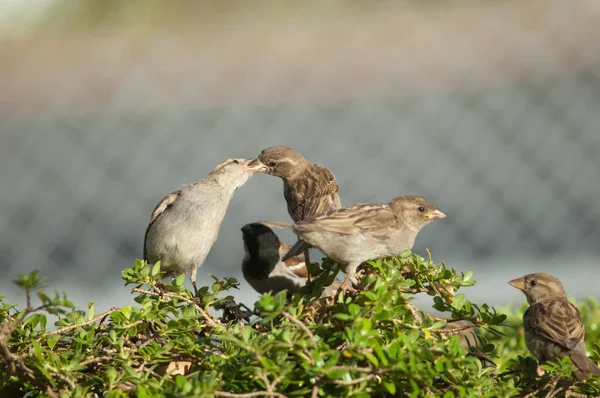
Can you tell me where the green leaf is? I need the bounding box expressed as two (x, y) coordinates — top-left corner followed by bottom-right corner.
(88, 302), (95, 320)
(47, 335), (60, 350)
(429, 321), (447, 330)
(121, 306), (132, 320)
(174, 274), (185, 287)
(384, 381), (397, 395)
(151, 261), (162, 277)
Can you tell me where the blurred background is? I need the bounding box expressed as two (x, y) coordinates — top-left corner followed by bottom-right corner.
(1, 0), (599, 314)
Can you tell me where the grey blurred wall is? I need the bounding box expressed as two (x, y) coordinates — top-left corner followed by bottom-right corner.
(1, 0), (599, 312)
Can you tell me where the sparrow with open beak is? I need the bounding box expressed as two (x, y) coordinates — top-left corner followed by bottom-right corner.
(509, 272), (600, 380)
(264, 195), (445, 285)
(248, 146), (341, 279)
(144, 158), (265, 293)
(241, 222), (340, 298)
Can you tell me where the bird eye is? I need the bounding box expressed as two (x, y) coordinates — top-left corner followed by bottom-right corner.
(530, 280), (537, 287)
(268, 161), (277, 168)
(418, 206), (425, 212)
(232, 159), (241, 164)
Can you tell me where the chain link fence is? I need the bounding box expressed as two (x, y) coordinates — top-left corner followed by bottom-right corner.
(1, 1), (599, 309)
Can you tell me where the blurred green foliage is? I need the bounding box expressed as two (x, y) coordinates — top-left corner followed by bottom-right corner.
(0, 254), (599, 397)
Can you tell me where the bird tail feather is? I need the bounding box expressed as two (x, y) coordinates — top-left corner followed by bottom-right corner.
(260, 220), (294, 229)
(281, 239), (308, 261)
(570, 352), (600, 380)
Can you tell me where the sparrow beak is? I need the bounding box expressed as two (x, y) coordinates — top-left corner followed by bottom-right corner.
(508, 278), (526, 291)
(425, 209), (446, 220)
(245, 158), (268, 173)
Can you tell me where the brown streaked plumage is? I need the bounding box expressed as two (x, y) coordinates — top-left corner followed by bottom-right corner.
(509, 272), (600, 381)
(264, 195), (445, 285)
(241, 222), (340, 298)
(143, 158), (264, 293)
(249, 146), (341, 270)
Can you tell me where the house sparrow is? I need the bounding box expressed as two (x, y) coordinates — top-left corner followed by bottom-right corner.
(144, 158), (264, 293)
(241, 222), (340, 298)
(248, 146), (341, 274)
(264, 195), (445, 285)
(509, 272), (600, 380)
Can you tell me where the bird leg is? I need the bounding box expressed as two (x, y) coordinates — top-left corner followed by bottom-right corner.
(345, 262), (360, 286)
(336, 262), (361, 293)
(190, 266), (198, 296)
(304, 248), (312, 285)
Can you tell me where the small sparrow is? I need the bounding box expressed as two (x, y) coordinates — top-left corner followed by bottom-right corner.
(144, 158), (264, 293)
(248, 146), (341, 273)
(241, 222), (340, 298)
(509, 272), (600, 380)
(265, 195), (445, 285)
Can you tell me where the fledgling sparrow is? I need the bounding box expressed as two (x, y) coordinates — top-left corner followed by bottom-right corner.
(241, 222), (340, 298)
(248, 146), (341, 275)
(509, 272), (600, 380)
(144, 158), (264, 293)
(264, 195), (445, 285)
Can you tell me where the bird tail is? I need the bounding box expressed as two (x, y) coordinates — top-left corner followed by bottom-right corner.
(281, 239), (309, 261)
(260, 220), (294, 229)
(570, 352), (600, 380)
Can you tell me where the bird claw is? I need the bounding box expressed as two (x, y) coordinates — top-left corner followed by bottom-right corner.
(337, 275), (360, 294)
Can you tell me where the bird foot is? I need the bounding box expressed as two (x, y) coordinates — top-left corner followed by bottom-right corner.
(338, 275), (360, 294)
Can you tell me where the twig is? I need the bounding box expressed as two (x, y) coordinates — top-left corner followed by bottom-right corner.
(79, 355), (113, 367)
(543, 377), (560, 398)
(52, 372), (76, 390)
(413, 306), (453, 322)
(405, 302), (422, 324)
(547, 387), (565, 398)
(283, 312), (317, 348)
(43, 308), (118, 337)
(331, 374), (377, 385)
(213, 392), (287, 398)
(132, 288), (221, 328)
(430, 322), (483, 335)
(522, 376), (561, 398)
(311, 385), (319, 398)
(327, 365), (375, 373)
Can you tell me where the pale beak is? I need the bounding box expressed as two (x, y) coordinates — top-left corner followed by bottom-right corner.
(508, 278), (526, 291)
(425, 209), (446, 220)
(245, 158), (268, 173)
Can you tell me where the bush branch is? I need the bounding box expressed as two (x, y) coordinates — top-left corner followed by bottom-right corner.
(44, 308), (117, 337)
(131, 288), (221, 328)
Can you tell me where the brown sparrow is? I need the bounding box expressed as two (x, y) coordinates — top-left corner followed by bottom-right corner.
(249, 145), (341, 275)
(509, 272), (600, 380)
(265, 195), (445, 285)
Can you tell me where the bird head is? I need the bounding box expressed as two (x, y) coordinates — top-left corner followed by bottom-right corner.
(248, 145), (310, 179)
(509, 273), (567, 304)
(208, 158), (263, 190)
(390, 195), (446, 232)
(241, 223), (281, 272)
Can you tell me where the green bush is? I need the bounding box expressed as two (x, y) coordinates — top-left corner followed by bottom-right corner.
(1, 253), (599, 397)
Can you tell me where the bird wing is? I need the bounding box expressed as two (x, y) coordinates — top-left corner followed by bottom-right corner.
(295, 204), (397, 236)
(279, 241), (310, 278)
(525, 299), (585, 351)
(143, 190), (181, 260)
(285, 165), (340, 222)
